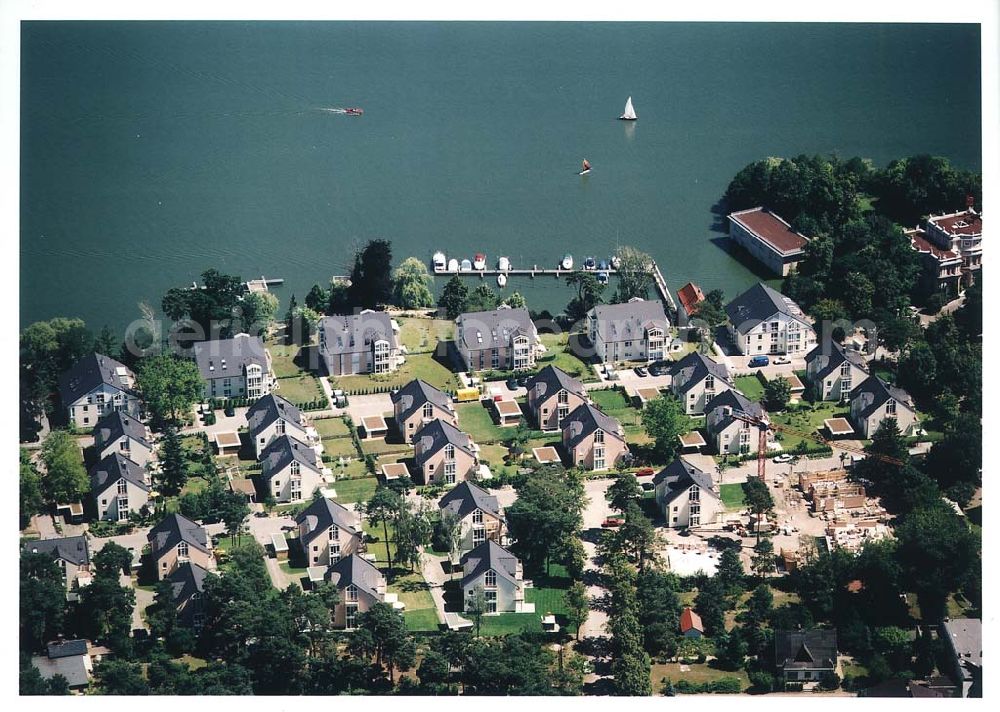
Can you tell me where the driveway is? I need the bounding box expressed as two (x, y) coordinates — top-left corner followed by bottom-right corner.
(343, 393), (394, 422)
(180, 407), (249, 437)
(419, 550), (449, 626)
(264, 556), (292, 590)
(247, 514), (296, 546)
(90, 528), (152, 555)
(577, 478), (614, 687)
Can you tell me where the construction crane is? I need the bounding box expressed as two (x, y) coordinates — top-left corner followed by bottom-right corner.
(730, 409), (905, 480)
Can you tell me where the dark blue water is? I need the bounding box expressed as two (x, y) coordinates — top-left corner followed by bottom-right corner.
(20, 22), (982, 333)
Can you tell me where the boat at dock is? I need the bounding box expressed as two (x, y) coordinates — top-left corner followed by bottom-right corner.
(448, 258), (459, 272)
(619, 96), (637, 121)
(578, 159), (591, 176)
(561, 254), (574, 270)
(596, 271), (609, 285)
(610, 254), (621, 269)
(598, 259), (609, 271)
(432, 251), (447, 271)
(473, 253), (487, 270)
(460, 259), (473, 272)
(497, 273), (507, 287)
(497, 256), (510, 272)
(583, 256), (596, 271)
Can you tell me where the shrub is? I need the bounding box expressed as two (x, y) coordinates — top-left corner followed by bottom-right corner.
(748, 671), (775, 693)
(819, 671), (841, 691)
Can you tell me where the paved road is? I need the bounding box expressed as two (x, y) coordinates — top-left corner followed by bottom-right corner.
(576, 477), (614, 687)
(264, 556), (292, 590)
(246, 513), (297, 546)
(419, 550), (450, 626)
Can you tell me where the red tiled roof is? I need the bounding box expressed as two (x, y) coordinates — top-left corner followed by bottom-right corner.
(677, 282), (706, 314)
(730, 208), (809, 253)
(680, 607), (703, 633)
(929, 210), (982, 237)
(907, 228), (960, 261)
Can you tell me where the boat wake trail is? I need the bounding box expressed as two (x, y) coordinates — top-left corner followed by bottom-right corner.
(320, 107), (348, 114)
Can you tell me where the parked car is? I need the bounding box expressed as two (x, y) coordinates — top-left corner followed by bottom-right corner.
(648, 364), (664, 376)
(517, 375), (530, 387)
(506, 378), (519, 390)
(634, 366), (649, 377)
(773, 356), (791, 365)
(602, 517), (625, 528)
(748, 355), (770, 368)
(772, 453), (793, 464)
(224, 405), (236, 418)
(635, 467), (655, 477)
(640, 481), (656, 492)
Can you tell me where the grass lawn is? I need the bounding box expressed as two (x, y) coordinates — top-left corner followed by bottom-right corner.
(396, 317), (453, 353)
(360, 438), (412, 457)
(537, 332), (597, 382)
(364, 520), (398, 567)
(274, 373), (325, 405)
(175, 655), (208, 671)
(734, 375), (765, 402)
(478, 442), (519, 476)
(719, 483), (745, 510)
(651, 662), (750, 693)
(332, 476), (378, 505)
(768, 400), (849, 452)
(668, 342), (700, 361)
(322, 437), (359, 460)
(389, 570), (440, 632)
(590, 388), (644, 427)
(180, 476), (209, 497)
(333, 351), (459, 393)
(279, 561), (309, 577)
(268, 342), (304, 379)
(312, 416), (352, 439)
(477, 612), (544, 636)
(456, 402), (510, 443)
(623, 424), (652, 446)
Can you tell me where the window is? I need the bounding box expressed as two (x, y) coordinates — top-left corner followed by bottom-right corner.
(291, 461), (301, 476)
(290, 478), (302, 501)
(177, 542), (189, 559)
(491, 351), (500, 369)
(472, 509), (483, 524)
(886, 399), (897, 416)
(276, 419), (285, 434)
(329, 525), (339, 541)
(688, 486), (700, 502)
(423, 403), (434, 419)
(346, 584), (359, 602)
(485, 570), (497, 588)
(705, 375), (714, 391)
(558, 390), (568, 404)
(444, 461), (457, 484)
(485, 590), (497, 613)
(345, 604), (358, 630)
(117, 501), (129, 521)
(120, 440), (129, 452)
(117, 479), (128, 495)
(445, 444), (455, 460)
(594, 429), (604, 444)
(329, 543), (341, 563)
(473, 527), (486, 546)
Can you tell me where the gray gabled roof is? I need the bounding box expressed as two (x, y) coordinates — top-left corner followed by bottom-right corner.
(167, 562), (213, 604)
(850, 376), (915, 420)
(456, 306), (535, 351)
(192, 333), (268, 381)
(295, 497), (362, 547)
(705, 390), (764, 433)
(561, 403), (626, 449)
(652, 458), (720, 503)
(58, 353), (135, 405)
(805, 337), (870, 381)
(526, 365), (587, 403)
(391, 379), (455, 423)
(725, 282), (808, 330)
(941, 618), (981, 669)
(413, 419), (475, 467)
(90, 452), (150, 497)
(22, 536), (90, 566)
(670, 351), (733, 394)
(460, 540), (519, 589)
(246, 393), (305, 438)
(92, 411), (151, 452)
(319, 310), (395, 356)
(588, 298), (670, 342)
(148, 513), (210, 556)
(775, 629), (838, 670)
(439, 480), (501, 521)
(47, 640), (89, 659)
(259, 434), (322, 478)
(326, 553), (385, 599)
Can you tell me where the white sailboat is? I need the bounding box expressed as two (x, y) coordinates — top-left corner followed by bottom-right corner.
(619, 96), (637, 121)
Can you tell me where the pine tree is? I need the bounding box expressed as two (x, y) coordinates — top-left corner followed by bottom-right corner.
(158, 426), (187, 496)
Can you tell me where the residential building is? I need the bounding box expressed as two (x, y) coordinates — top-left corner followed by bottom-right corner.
(908, 208), (982, 292)
(676, 282), (706, 327)
(147, 513), (214, 581)
(941, 618), (982, 698)
(166, 562), (215, 630)
(587, 298), (670, 365)
(680, 607), (704, 638)
(58, 353), (141, 429)
(704, 390), (771, 456)
(318, 310), (401, 376)
(668, 351), (734, 415)
(728, 207), (810, 276)
(525, 365), (589, 431)
(849, 376), (918, 438)
(326, 554), (387, 630)
(257, 434), (325, 504)
(22, 536), (91, 592)
(391, 378), (458, 443)
(438, 480), (505, 554)
(805, 337), (870, 402)
(31, 640), (102, 690)
(193, 333), (275, 400)
(295, 497), (364, 568)
(413, 419), (478, 485)
(246, 394), (311, 458)
(775, 629), (838, 684)
(560, 403), (629, 471)
(460, 540), (525, 614)
(725, 282), (817, 356)
(654, 458), (723, 528)
(906, 225), (963, 296)
(92, 410), (154, 469)
(455, 306), (539, 372)
(90, 452), (151, 522)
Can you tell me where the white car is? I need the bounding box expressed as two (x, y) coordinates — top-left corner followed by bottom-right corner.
(773, 356), (791, 365)
(772, 454), (794, 464)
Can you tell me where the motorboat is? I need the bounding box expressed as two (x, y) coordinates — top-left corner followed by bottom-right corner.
(497, 256), (511, 272)
(596, 271), (609, 285)
(460, 259), (473, 272)
(497, 273), (507, 287)
(618, 96), (637, 121)
(448, 258), (459, 272)
(344, 107), (364, 115)
(598, 259), (609, 271)
(610, 254), (621, 269)
(561, 254), (574, 270)
(583, 256), (596, 270)
(432, 251), (447, 271)
(473, 253), (487, 270)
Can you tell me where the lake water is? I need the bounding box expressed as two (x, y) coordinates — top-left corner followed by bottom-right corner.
(20, 22), (982, 334)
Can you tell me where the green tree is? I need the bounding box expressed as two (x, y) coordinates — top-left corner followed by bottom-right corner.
(467, 585), (488, 638)
(501, 291), (527, 309)
(355, 602), (417, 682)
(716, 547), (745, 598)
(305, 283), (330, 313)
(607, 471), (642, 514)
(93, 542), (133, 578)
(607, 557), (652, 696)
(347, 239), (394, 309)
(92, 658), (148, 695)
(565, 271), (605, 322)
(240, 291), (279, 335)
(636, 568), (682, 658)
(505, 467), (586, 576)
(157, 426), (187, 496)
(136, 354), (204, 426)
(433, 509), (464, 575)
(714, 630), (748, 671)
(873, 154), (981, 225)
(19, 449), (44, 529)
(40, 430), (88, 504)
(20, 317), (94, 434)
(438, 275), (469, 319)
(565, 581), (590, 641)
(763, 376), (792, 411)
(394, 501), (433, 572)
(694, 577), (726, 636)
(416, 650), (455, 694)
(641, 396), (691, 463)
(741, 477), (774, 544)
(364, 486), (403, 576)
(20, 552), (67, 653)
(392, 257), (435, 308)
(613, 246), (654, 303)
(79, 566), (136, 652)
(467, 283), (498, 312)
(461, 633), (558, 695)
(751, 538), (775, 578)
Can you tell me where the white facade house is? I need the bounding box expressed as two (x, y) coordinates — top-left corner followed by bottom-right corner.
(92, 411), (155, 469)
(704, 390), (772, 456)
(587, 298), (670, 365)
(90, 452), (152, 522)
(439, 480), (505, 555)
(725, 283), (817, 356)
(455, 306), (539, 372)
(193, 333), (275, 400)
(460, 540), (526, 614)
(849, 376), (919, 439)
(58, 354), (141, 429)
(256, 435), (326, 503)
(654, 458), (724, 529)
(805, 338), (870, 402)
(246, 394), (312, 459)
(295, 497), (364, 568)
(318, 310), (401, 377)
(728, 207), (810, 277)
(668, 351), (735, 415)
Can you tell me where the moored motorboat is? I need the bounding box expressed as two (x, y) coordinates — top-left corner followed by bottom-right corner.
(596, 271), (609, 285)
(432, 251), (447, 271)
(598, 259), (609, 271)
(583, 256), (596, 271)
(498, 256), (511, 272)
(610, 254), (621, 269)
(473, 253), (487, 270)
(460, 259), (473, 272)
(448, 258), (459, 272)
(497, 273), (507, 287)
(561, 254), (574, 270)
